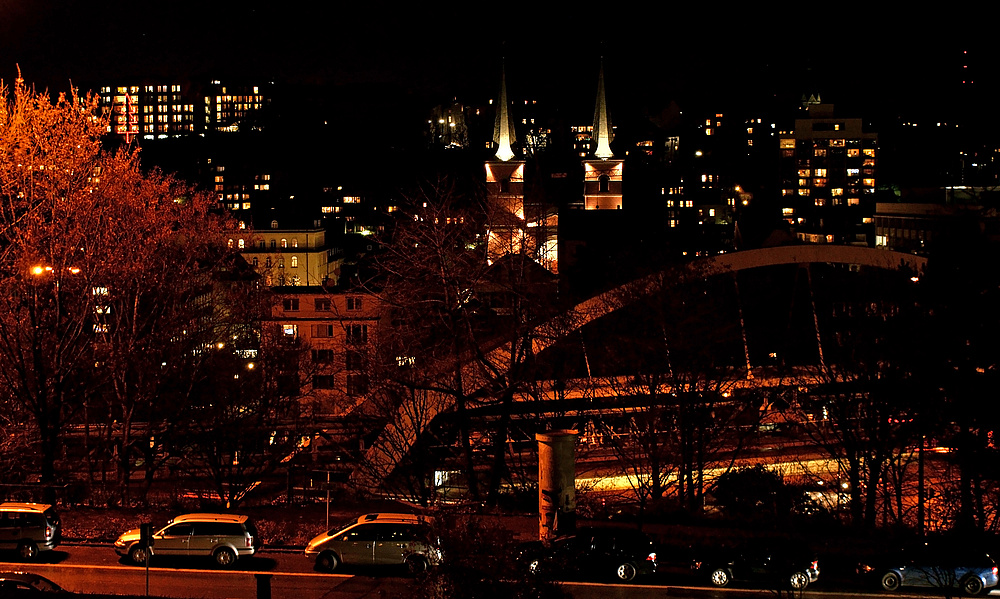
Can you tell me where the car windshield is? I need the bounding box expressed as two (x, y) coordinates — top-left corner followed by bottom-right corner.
(328, 518), (361, 536)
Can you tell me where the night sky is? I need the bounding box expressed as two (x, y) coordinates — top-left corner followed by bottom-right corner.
(1, 3), (994, 126)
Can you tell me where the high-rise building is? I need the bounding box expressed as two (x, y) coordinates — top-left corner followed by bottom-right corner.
(778, 103), (877, 246)
(203, 80), (270, 133)
(99, 83), (196, 142)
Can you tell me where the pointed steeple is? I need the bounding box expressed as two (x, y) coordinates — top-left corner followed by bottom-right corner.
(493, 64), (516, 162)
(592, 60), (614, 160)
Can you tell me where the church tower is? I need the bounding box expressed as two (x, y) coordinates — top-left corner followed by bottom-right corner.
(485, 67), (531, 265)
(582, 62), (623, 210)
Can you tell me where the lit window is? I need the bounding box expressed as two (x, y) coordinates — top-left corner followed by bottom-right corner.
(281, 238), (287, 248)
(779, 138), (795, 149)
(847, 149), (860, 157)
(863, 149), (876, 157)
(798, 189), (810, 196)
(814, 198), (826, 206)
(291, 256), (298, 268)
(831, 188), (844, 196)
(782, 189), (794, 196)
(282, 324), (297, 337)
(798, 169), (811, 177)
(782, 207), (794, 215)
(863, 178), (875, 187)
(292, 239), (298, 248)
(814, 168), (827, 177)
(814, 149), (827, 157)
(814, 178), (827, 187)
(238, 239), (245, 249)
(829, 139), (845, 147)
(848, 198), (860, 206)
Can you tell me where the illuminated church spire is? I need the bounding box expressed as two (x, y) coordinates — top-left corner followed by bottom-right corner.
(493, 65), (516, 162)
(592, 61), (614, 160)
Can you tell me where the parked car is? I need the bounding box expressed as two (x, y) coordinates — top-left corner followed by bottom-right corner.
(858, 544), (998, 596)
(0, 503), (61, 560)
(695, 541), (819, 590)
(114, 513), (260, 568)
(0, 571), (65, 594)
(305, 512), (441, 574)
(516, 526), (658, 582)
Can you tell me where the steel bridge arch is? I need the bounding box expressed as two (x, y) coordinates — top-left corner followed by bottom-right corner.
(352, 246), (927, 489)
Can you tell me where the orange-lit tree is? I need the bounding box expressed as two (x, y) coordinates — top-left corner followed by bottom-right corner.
(0, 76), (253, 501)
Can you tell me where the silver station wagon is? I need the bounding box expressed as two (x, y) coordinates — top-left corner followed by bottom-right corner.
(114, 513), (260, 567)
(305, 512), (441, 574)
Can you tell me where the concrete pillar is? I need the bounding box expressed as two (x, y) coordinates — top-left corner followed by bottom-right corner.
(536, 429), (577, 542)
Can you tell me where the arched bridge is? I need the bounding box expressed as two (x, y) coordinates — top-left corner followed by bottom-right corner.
(350, 245), (927, 489)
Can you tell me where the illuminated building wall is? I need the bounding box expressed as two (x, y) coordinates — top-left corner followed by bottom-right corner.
(100, 83), (195, 142)
(208, 157), (270, 215)
(272, 288), (377, 415)
(203, 81), (269, 133)
(582, 160), (624, 210)
(428, 101), (470, 149)
(778, 104), (877, 246)
(234, 225), (333, 287)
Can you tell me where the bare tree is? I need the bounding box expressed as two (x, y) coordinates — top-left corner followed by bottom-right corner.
(591, 269), (760, 513)
(358, 177), (559, 503)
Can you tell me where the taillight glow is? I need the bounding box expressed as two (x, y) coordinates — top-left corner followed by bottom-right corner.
(647, 552), (657, 562)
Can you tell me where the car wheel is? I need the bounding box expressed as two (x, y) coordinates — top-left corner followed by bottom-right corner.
(17, 541), (39, 560)
(616, 562), (637, 582)
(962, 576), (985, 596)
(405, 555), (428, 575)
(881, 571), (902, 592)
(789, 571), (810, 590)
(129, 545), (149, 566)
(710, 567), (731, 587)
(214, 547), (237, 567)
(317, 551), (340, 572)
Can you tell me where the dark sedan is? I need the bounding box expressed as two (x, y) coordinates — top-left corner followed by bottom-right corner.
(517, 526), (657, 582)
(0, 571), (66, 594)
(695, 541), (820, 590)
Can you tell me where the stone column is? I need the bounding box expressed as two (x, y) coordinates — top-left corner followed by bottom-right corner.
(536, 429), (577, 542)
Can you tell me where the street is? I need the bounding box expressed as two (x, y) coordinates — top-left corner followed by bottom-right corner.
(5, 545), (998, 598)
